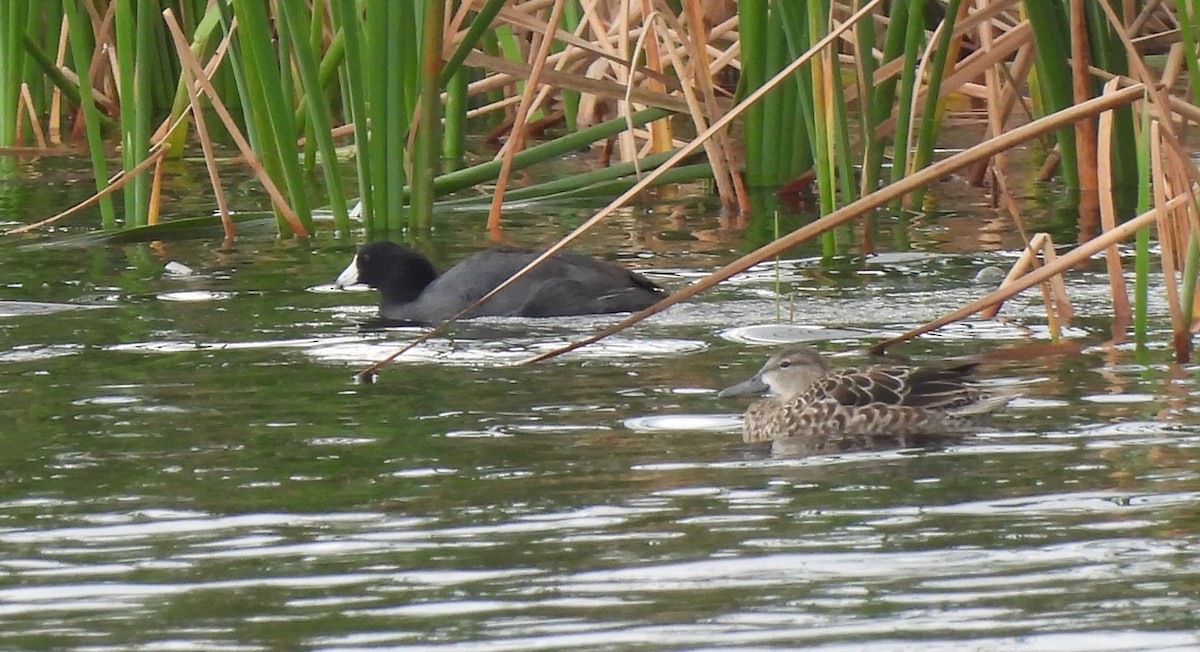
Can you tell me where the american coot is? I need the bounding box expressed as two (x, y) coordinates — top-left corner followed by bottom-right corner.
(334, 240), (667, 324)
(719, 347), (1015, 454)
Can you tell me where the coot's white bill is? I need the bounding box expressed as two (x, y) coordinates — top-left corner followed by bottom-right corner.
(335, 256), (360, 289)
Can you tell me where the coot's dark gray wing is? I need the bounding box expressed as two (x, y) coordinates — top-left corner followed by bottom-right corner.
(518, 250), (665, 315)
(400, 247), (664, 321)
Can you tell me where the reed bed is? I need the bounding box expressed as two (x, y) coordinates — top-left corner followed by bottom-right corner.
(1, 1), (1199, 362)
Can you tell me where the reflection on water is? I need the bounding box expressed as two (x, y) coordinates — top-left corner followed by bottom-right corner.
(1, 203), (1199, 649)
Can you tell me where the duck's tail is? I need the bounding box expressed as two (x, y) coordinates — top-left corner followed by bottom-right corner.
(948, 389), (1020, 419)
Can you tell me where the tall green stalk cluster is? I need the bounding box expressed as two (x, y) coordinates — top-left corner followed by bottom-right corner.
(737, 1), (1148, 205)
(738, 0), (815, 191)
(1, 0), (712, 240)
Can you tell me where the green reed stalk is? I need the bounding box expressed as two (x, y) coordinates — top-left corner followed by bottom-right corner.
(228, 0), (312, 237)
(1181, 236), (1199, 335)
(366, 107), (673, 211)
(399, 3), (420, 121)
(427, 107), (672, 198)
(514, 164), (713, 202)
(0, 2), (29, 147)
(148, 6), (176, 112)
(362, 0), (413, 235)
(909, 0), (961, 207)
(1179, 1), (1200, 103)
(160, 4), (225, 155)
(317, 30), (344, 88)
(62, 2), (116, 229)
(23, 4), (46, 113)
(785, 79), (808, 177)
(216, 0), (277, 230)
(823, 18), (853, 209)
(297, 0), (321, 168)
(888, 1), (925, 199)
(114, 1), (146, 226)
(444, 164), (714, 208)
(798, 0), (838, 257)
(493, 23), (525, 99)
(803, 0), (833, 215)
(559, 0), (582, 131)
(330, 0), (374, 229)
(277, 12), (297, 139)
(757, 3), (788, 185)
(1084, 2), (1135, 196)
(862, 1), (910, 192)
(410, 0), (443, 231)
(277, 0), (349, 235)
(132, 1), (154, 225)
(19, 33), (74, 109)
(435, 149), (698, 207)
(292, 21), (346, 144)
(213, 2), (254, 146)
(309, 0), (325, 76)
(1025, 0), (1079, 188)
(853, 2), (877, 191)
(774, 1), (814, 183)
(738, 0), (767, 187)
(443, 68), (467, 167)
(383, 1), (414, 234)
(364, 0), (393, 235)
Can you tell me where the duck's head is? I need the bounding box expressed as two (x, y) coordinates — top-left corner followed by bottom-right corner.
(335, 241), (440, 304)
(718, 346), (830, 400)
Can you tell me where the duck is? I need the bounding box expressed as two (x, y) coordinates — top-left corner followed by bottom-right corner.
(335, 240), (667, 324)
(718, 346), (1015, 455)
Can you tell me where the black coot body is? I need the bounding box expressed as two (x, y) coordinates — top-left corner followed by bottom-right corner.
(335, 241), (666, 324)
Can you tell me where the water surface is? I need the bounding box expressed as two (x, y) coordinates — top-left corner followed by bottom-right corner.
(1, 173), (1198, 650)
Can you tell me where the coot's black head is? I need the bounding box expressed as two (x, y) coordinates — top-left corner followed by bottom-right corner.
(335, 241), (439, 305)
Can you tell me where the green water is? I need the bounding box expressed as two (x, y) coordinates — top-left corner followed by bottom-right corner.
(1, 172), (1198, 650)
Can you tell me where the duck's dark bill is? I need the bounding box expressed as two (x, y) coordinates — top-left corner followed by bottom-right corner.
(717, 375), (769, 398)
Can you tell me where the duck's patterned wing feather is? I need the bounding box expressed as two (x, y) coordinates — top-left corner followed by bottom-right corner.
(811, 367), (905, 406)
(739, 360), (1003, 447)
(800, 364), (979, 410)
(779, 398), (954, 439)
(896, 363), (981, 409)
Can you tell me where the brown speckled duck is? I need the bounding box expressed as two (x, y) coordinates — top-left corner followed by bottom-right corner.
(719, 347), (1015, 455)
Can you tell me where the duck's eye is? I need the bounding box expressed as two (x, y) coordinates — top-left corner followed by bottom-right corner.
(779, 361), (791, 368)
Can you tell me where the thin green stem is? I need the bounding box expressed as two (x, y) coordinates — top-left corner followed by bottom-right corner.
(278, 0), (350, 234)
(410, 0), (444, 231)
(331, 0), (373, 230)
(910, 0), (962, 207)
(63, 1), (116, 228)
